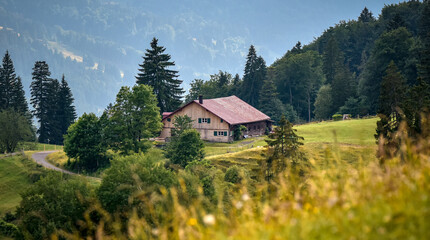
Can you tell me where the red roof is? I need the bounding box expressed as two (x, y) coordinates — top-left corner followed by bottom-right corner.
(164, 95), (271, 125)
(162, 112), (172, 117)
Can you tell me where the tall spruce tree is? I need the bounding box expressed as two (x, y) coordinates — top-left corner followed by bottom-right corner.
(0, 51), (29, 116)
(418, 0), (430, 84)
(30, 61), (54, 143)
(375, 61), (407, 156)
(12, 77), (30, 119)
(241, 45), (267, 107)
(0, 51), (15, 110)
(322, 37), (343, 85)
(259, 69), (284, 123)
(358, 7), (375, 23)
(331, 64), (356, 112)
(56, 75), (76, 144)
(136, 37), (184, 113)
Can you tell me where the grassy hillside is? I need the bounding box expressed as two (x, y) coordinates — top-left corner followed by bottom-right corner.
(296, 118), (378, 146)
(0, 154), (46, 216)
(206, 117), (379, 174)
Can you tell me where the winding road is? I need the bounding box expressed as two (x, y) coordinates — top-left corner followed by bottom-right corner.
(31, 151), (100, 180)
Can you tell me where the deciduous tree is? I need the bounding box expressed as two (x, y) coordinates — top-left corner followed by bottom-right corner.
(107, 84), (162, 154)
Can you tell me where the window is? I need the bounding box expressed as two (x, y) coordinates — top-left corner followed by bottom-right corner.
(167, 118), (171, 122)
(224, 131), (227, 136)
(214, 131), (217, 136)
(254, 126), (256, 130)
(199, 118), (211, 123)
(221, 119), (224, 123)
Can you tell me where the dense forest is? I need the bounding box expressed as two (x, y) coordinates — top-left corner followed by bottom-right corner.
(186, 1), (430, 125)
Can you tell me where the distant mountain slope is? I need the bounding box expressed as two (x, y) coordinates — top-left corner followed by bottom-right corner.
(0, 0), (251, 115)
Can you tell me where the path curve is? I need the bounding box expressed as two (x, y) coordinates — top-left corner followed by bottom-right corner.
(31, 151), (101, 180)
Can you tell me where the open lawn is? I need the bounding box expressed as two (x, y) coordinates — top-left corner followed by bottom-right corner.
(206, 117), (379, 173)
(295, 117), (378, 146)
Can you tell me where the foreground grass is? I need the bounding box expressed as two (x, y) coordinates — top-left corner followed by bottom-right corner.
(84, 130), (430, 239)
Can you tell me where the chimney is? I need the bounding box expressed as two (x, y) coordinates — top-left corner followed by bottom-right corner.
(199, 95), (203, 104)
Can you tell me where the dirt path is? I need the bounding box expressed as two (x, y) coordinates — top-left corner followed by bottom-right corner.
(31, 151), (76, 175)
(31, 151), (101, 180)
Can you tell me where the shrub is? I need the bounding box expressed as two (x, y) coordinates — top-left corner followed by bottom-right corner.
(0, 220), (19, 238)
(332, 114), (343, 121)
(224, 165), (244, 184)
(165, 129), (205, 168)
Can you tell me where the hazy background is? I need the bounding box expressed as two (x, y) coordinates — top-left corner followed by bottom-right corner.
(0, 0), (401, 115)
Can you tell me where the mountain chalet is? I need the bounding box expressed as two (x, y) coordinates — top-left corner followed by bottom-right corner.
(160, 95), (272, 142)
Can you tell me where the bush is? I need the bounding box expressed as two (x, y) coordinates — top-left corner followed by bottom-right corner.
(97, 151), (177, 214)
(332, 114), (343, 121)
(0, 220), (19, 238)
(15, 173), (93, 239)
(165, 129), (205, 168)
(224, 165), (244, 184)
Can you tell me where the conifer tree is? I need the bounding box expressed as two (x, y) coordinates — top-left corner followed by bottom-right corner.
(30, 61), (54, 143)
(56, 75), (76, 144)
(12, 77), (30, 119)
(264, 115), (304, 180)
(358, 7), (375, 23)
(331, 64), (356, 112)
(0, 51), (15, 110)
(378, 61), (407, 119)
(241, 45), (267, 107)
(323, 37), (343, 85)
(259, 69), (284, 123)
(0, 51), (29, 116)
(375, 61), (407, 155)
(418, 0), (430, 84)
(136, 37), (184, 113)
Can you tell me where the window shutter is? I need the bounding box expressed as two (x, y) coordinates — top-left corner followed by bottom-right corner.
(198, 118), (202, 123)
(207, 118), (211, 124)
(214, 131), (217, 136)
(224, 131), (227, 136)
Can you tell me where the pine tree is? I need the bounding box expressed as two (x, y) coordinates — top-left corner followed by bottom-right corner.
(12, 77), (31, 120)
(358, 7), (375, 23)
(136, 37), (184, 113)
(323, 37), (343, 85)
(418, 0), (430, 84)
(0, 51), (31, 122)
(378, 61), (407, 119)
(264, 115), (304, 180)
(30, 61), (54, 143)
(258, 69), (284, 123)
(241, 45), (267, 107)
(331, 64), (356, 112)
(0, 51), (17, 110)
(56, 75), (76, 144)
(375, 61), (407, 156)
(387, 13), (406, 31)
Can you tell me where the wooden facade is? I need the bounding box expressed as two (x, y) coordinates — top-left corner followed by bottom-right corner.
(160, 102), (232, 142)
(160, 96), (272, 143)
